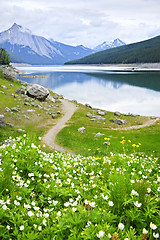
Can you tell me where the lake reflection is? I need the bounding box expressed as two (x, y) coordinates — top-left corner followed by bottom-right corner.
(17, 67), (160, 117)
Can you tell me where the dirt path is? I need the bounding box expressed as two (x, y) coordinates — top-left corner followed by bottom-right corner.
(111, 118), (159, 130)
(42, 99), (77, 152)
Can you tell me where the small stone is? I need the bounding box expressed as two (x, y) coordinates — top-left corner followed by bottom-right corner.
(52, 114), (57, 119)
(14, 95), (19, 98)
(0, 114), (6, 127)
(16, 88), (25, 95)
(24, 102), (31, 106)
(27, 109), (35, 113)
(5, 107), (10, 112)
(1, 85), (7, 89)
(109, 118), (126, 125)
(17, 129), (26, 133)
(9, 84), (14, 87)
(114, 111), (121, 116)
(57, 111), (61, 114)
(78, 127), (86, 134)
(97, 110), (105, 116)
(11, 107), (19, 112)
(85, 103), (92, 108)
(86, 114), (93, 118)
(95, 132), (104, 137)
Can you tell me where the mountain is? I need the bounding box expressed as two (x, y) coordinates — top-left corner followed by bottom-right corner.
(0, 23), (94, 65)
(93, 38), (125, 52)
(65, 35), (160, 65)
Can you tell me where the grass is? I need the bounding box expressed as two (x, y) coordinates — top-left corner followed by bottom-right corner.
(0, 135), (159, 239)
(0, 75), (61, 144)
(56, 104), (160, 157)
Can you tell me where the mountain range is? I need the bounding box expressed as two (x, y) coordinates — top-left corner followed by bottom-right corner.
(66, 35), (160, 65)
(0, 23), (125, 65)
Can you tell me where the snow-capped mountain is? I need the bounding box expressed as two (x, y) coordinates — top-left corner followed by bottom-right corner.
(0, 23), (94, 64)
(94, 39), (126, 52)
(0, 23), (126, 64)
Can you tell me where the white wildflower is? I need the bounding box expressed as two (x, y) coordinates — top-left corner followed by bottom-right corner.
(96, 230), (105, 238)
(118, 223), (124, 230)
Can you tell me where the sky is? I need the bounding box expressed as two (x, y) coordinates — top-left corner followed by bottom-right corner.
(0, 0), (160, 48)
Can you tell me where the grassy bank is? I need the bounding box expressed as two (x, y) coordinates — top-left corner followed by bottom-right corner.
(0, 72), (61, 144)
(56, 105), (160, 157)
(0, 135), (159, 239)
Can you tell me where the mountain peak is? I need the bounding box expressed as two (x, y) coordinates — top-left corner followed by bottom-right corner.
(9, 23), (32, 34)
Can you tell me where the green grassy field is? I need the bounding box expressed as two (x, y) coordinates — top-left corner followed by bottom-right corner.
(56, 105), (160, 157)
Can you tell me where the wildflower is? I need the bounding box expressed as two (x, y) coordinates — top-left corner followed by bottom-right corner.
(131, 190), (139, 197)
(108, 201), (114, 207)
(20, 225), (24, 231)
(108, 233), (112, 238)
(134, 201), (142, 208)
(157, 187), (160, 192)
(143, 228), (148, 234)
(150, 222), (157, 230)
(6, 225), (11, 230)
(28, 211), (34, 217)
(43, 219), (47, 226)
(153, 233), (159, 238)
(72, 207), (77, 212)
(53, 200), (58, 206)
(147, 188), (151, 193)
(14, 200), (20, 206)
(44, 213), (49, 218)
(88, 149), (91, 151)
(118, 223), (124, 230)
(89, 202), (96, 207)
(57, 211), (61, 216)
(120, 140), (125, 144)
(96, 230), (105, 238)
(38, 226), (42, 231)
(2, 205), (7, 210)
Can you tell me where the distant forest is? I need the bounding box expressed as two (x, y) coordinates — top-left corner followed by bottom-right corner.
(65, 35), (160, 65)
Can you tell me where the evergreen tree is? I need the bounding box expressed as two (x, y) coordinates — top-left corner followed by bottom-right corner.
(0, 48), (10, 65)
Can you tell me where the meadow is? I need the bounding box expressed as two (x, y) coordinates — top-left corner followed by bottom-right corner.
(0, 134), (159, 239)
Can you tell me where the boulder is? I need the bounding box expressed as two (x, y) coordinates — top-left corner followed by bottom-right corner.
(0, 114), (6, 127)
(26, 84), (49, 101)
(16, 88), (25, 95)
(52, 114), (57, 119)
(109, 118), (126, 125)
(47, 95), (56, 103)
(78, 127), (86, 134)
(86, 113), (93, 118)
(85, 103), (92, 108)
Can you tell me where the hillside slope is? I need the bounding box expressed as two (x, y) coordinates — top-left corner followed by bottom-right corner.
(65, 35), (160, 64)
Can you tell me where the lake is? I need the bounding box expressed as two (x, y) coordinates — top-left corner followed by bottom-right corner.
(17, 65), (160, 117)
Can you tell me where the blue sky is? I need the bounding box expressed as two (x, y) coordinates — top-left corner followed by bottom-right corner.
(0, 0), (159, 47)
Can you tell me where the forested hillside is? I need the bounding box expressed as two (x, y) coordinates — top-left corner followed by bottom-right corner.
(65, 35), (160, 64)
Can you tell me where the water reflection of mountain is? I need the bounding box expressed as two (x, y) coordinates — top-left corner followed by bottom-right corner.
(18, 71), (160, 92)
(86, 72), (160, 92)
(18, 71), (124, 90)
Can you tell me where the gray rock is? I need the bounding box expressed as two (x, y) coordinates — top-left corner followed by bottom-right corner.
(17, 129), (26, 133)
(16, 88), (25, 95)
(31, 102), (38, 107)
(95, 132), (104, 137)
(90, 118), (96, 121)
(1, 85), (7, 89)
(47, 95), (56, 103)
(78, 127), (86, 134)
(95, 116), (105, 121)
(24, 102), (31, 106)
(5, 107), (10, 112)
(0, 114), (6, 127)
(52, 114), (57, 119)
(109, 118), (126, 125)
(0, 91), (4, 94)
(24, 115), (30, 120)
(86, 113), (93, 118)
(11, 107), (19, 112)
(53, 95), (58, 99)
(14, 95), (19, 98)
(114, 111), (121, 116)
(9, 84), (14, 87)
(24, 97), (30, 102)
(57, 111), (61, 114)
(27, 109), (35, 113)
(97, 110), (105, 116)
(26, 84), (49, 101)
(85, 103), (92, 108)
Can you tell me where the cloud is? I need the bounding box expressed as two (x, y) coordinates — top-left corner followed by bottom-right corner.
(0, 0), (159, 47)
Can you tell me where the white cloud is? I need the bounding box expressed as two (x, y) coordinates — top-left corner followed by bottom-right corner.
(0, 0), (160, 47)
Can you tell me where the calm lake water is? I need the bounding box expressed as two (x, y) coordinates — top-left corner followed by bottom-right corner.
(17, 66), (160, 117)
